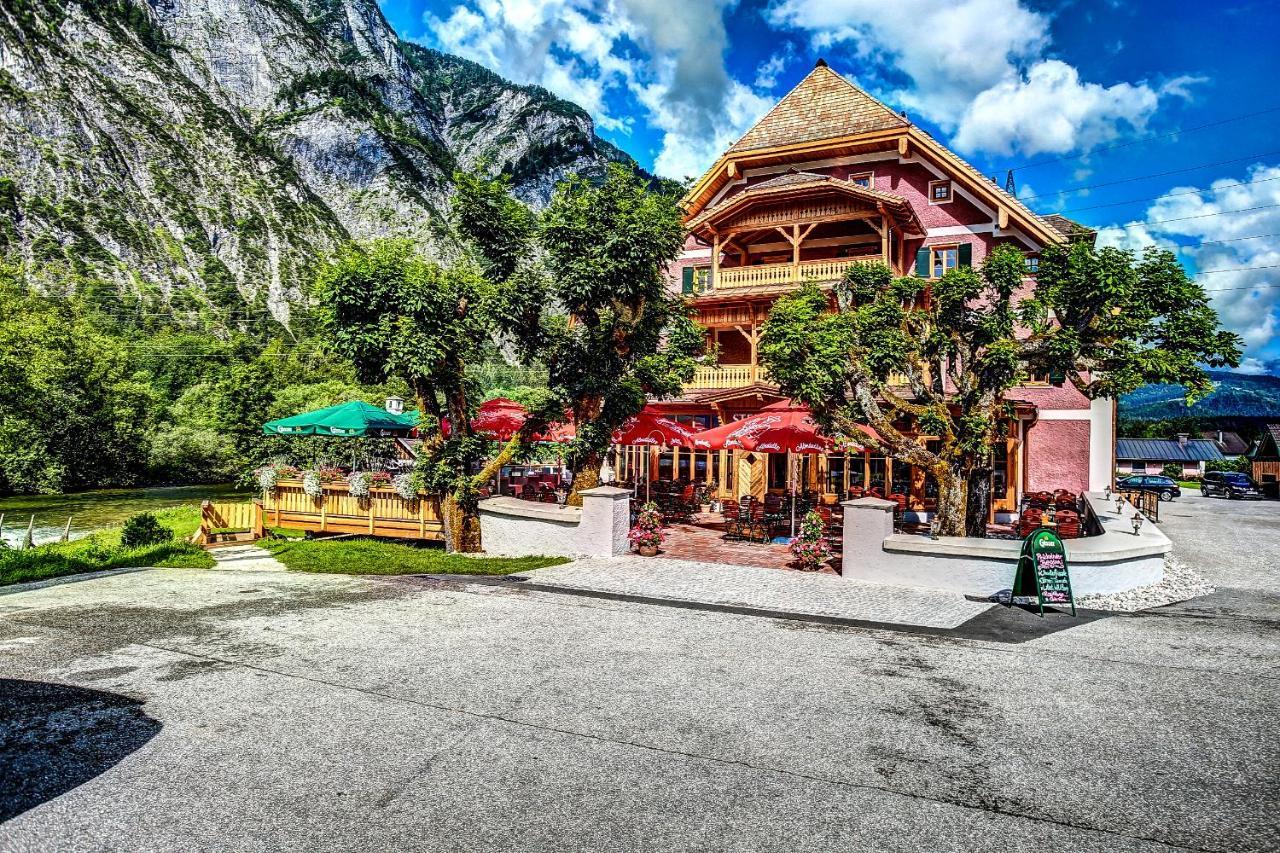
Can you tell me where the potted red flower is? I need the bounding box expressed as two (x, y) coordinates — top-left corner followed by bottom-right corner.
(628, 501), (666, 557)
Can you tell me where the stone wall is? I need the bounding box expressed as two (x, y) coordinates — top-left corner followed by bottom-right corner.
(479, 487), (630, 559)
(841, 493), (1169, 596)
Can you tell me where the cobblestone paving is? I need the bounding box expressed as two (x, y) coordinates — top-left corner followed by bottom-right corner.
(518, 556), (993, 628)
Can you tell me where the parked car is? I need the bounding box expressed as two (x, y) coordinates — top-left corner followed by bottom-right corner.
(1201, 471), (1263, 499)
(1117, 475), (1181, 501)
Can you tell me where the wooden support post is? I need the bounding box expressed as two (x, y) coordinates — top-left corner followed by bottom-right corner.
(419, 497), (426, 538)
(711, 232), (721, 290)
(319, 492), (327, 532)
(369, 496), (375, 534)
(791, 223), (800, 281)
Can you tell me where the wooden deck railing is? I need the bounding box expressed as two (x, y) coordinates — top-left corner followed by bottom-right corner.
(262, 480), (445, 541)
(695, 256), (882, 293)
(196, 500), (264, 546)
(687, 364), (757, 390)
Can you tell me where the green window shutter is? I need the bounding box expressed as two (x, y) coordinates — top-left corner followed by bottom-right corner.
(681, 266), (695, 294)
(958, 243), (973, 268)
(915, 248), (930, 277)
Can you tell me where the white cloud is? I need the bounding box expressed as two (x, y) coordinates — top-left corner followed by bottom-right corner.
(1233, 356), (1269, 375)
(767, 0), (1192, 158)
(754, 45), (795, 90)
(1106, 164), (1280, 355)
(421, 0), (773, 179)
(953, 61), (1158, 156)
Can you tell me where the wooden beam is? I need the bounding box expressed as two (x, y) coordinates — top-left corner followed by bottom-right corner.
(727, 160), (738, 179)
(898, 136), (909, 157)
(998, 207), (1009, 230)
(711, 233), (721, 290)
(791, 224), (800, 281)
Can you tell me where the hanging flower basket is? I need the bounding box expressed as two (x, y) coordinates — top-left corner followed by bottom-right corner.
(302, 470), (324, 499)
(392, 473), (418, 501)
(347, 471), (373, 499)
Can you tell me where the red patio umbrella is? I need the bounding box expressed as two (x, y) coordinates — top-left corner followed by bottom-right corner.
(471, 397), (528, 441)
(688, 400), (878, 536)
(611, 408), (696, 501)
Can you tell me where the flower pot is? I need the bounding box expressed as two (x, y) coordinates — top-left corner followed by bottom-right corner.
(637, 544), (658, 557)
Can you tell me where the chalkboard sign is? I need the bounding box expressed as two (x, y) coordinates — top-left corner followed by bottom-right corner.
(1011, 528), (1076, 617)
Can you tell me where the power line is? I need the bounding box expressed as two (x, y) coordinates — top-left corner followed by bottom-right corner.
(1194, 233), (1280, 246)
(1004, 105), (1280, 173)
(1054, 174), (1280, 215)
(1016, 149), (1280, 204)
(1139, 203), (1280, 227)
(1198, 263), (1280, 276)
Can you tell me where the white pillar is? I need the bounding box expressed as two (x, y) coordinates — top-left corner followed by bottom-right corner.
(840, 497), (895, 579)
(578, 486), (632, 557)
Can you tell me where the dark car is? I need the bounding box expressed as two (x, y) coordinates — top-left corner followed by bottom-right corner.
(1201, 471), (1263, 499)
(1117, 475), (1181, 501)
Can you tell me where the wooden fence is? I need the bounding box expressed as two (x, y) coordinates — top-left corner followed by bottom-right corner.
(197, 500), (264, 546)
(261, 480), (445, 541)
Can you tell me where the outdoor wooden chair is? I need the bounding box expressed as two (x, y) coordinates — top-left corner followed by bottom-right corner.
(747, 503), (772, 543)
(1055, 509), (1081, 539)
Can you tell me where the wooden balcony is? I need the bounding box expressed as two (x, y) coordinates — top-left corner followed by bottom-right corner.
(687, 363), (757, 390)
(692, 256), (883, 294)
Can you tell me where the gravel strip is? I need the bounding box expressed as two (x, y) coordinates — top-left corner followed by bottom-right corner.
(1075, 554), (1215, 612)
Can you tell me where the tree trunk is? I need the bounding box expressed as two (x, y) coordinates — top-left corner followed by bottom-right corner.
(931, 464), (967, 537)
(965, 466), (992, 538)
(566, 450), (601, 507)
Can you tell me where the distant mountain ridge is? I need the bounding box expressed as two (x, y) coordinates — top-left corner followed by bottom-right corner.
(0, 0), (635, 318)
(1120, 370), (1280, 421)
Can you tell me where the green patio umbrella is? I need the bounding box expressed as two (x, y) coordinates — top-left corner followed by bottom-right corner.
(263, 401), (419, 437)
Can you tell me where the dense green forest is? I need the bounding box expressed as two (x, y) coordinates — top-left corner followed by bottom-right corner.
(0, 261), (541, 495)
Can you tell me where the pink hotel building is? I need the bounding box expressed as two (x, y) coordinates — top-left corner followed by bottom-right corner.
(648, 61), (1115, 520)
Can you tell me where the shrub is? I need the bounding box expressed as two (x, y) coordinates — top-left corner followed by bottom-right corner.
(1159, 464), (1183, 480)
(120, 512), (173, 548)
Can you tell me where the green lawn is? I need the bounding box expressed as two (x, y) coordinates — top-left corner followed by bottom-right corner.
(0, 505), (213, 588)
(261, 536), (568, 576)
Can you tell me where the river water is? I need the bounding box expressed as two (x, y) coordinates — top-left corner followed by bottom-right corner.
(0, 484), (250, 548)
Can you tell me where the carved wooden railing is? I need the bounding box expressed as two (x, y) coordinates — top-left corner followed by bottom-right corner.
(687, 364), (757, 390)
(262, 480), (445, 541)
(695, 256), (883, 293)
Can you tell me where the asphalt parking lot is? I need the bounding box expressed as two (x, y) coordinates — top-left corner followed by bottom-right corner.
(1, 494), (1277, 851)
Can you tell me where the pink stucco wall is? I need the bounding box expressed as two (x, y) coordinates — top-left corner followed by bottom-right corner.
(1025, 419), (1091, 494)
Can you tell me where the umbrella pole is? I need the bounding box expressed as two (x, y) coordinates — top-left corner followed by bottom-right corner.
(790, 451), (797, 539)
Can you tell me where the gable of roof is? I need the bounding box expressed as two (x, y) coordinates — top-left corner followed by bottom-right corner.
(1200, 430), (1249, 456)
(1115, 438), (1225, 463)
(685, 169), (925, 237)
(727, 61), (909, 157)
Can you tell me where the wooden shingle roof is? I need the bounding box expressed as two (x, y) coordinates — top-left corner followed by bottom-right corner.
(727, 61), (909, 155)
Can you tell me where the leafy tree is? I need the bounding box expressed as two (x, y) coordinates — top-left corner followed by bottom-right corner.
(761, 243), (1241, 537)
(314, 238), (535, 551)
(528, 165), (704, 503)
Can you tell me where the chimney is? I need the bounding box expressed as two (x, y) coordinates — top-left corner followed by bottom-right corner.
(1218, 430), (1224, 445)
(385, 396), (405, 415)
(1177, 433), (1188, 447)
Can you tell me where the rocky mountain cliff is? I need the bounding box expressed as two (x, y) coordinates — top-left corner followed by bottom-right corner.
(0, 0), (635, 317)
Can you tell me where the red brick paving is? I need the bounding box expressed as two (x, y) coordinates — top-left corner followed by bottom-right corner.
(655, 512), (839, 574)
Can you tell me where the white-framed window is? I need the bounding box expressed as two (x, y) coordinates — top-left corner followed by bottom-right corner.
(928, 179), (952, 204)
(931, 245), (959, 278)
(1024, 254), (1040, 274)
(849, 171), (874, 189)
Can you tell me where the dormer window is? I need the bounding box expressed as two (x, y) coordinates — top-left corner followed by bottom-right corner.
(929, 180), (952, 204)
(850, 172), (873, 189)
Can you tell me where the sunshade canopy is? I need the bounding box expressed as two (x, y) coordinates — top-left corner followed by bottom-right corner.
(611, 409), (697, 447)
(688, 400), (877, 453)
(263, 401), (419, 437)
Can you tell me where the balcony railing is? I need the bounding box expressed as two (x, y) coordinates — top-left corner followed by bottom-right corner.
(693, 256), (883, 294)
(687, 363), (756, 390)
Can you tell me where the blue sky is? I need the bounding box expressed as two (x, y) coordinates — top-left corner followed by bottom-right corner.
(380, 0), (1280, 373)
